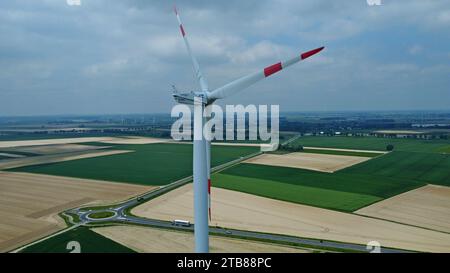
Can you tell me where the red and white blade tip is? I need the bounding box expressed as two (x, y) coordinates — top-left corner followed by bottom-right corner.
(173, 5), (178, 15)
(301, 46), (325, 60)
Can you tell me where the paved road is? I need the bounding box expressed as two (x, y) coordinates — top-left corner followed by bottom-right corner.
(78, 211), (409, 253)
(66, 138), (411, 253)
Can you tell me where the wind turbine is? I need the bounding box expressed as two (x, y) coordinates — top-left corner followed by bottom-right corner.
(172, 6), (324, 253)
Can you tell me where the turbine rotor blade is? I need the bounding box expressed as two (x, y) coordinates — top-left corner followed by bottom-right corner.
(208, 46), (324, 100)
(174, 5), (208, 92)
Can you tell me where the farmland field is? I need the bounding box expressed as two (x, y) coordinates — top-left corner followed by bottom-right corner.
(21, 227), (135, 253)
(212, 137), (450, 212)
(343, 151), (450, 187)
(292, 136), (450, 153)
(93, 225), (308, 253)
(0, 133), (128, 142)
(0, 136), (114, 149)
(10, 143), (259, 186)
(0, 171), (152, 252)
(300, 148), (381, 157)
(245, 152), (371, 173)
(2, 144), (103, 156)
(213, 172), (380, 211)
(212, 163), (423, 212)
(437, 145), (450, 153)
(0, 150), (38, 157)
(133, 184), (450, 252)
(356, 185), (450, 233)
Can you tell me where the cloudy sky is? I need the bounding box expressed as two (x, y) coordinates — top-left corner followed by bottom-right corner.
(1, 0), (450, 116)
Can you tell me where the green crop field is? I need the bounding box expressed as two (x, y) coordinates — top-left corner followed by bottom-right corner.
(10, 143), (259, 186)
(21, 227), (135, 253)
(213, 163), (423, 212)
(342, 151), (450, 186)
(292, 136), (450, 153)
(213, 172), (382, 212)
(213, 136), (450, 211)
(437, 145), (450, 153)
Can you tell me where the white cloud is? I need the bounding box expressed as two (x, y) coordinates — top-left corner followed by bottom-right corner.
(436, 9), (450, 24)
(376, 63), (419, 73)
(408, 45), (423, 55)
(228, 41), (293, 64)
(83, 58), (130, 76)
(0, 0), (449, 115)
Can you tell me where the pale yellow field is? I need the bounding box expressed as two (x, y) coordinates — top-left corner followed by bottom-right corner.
(356, 185), (450, 233)
(0, 137), (115, 149)
(132, 184), (450, 252)
(244, 152), (370, 172)
(93, 225), (308, 253)
(211, 142), (272, 148)
(99, 137), (168, 145)
(7, 144), (106, 155)
(0, 172), (153, 252)
(0, 150), (132, 170)
(211, 143), (261, 147)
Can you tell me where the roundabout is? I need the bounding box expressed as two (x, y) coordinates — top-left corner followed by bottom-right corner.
(85, 210), (117, 221)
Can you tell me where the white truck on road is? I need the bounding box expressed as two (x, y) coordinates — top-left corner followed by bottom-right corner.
(173, 219), (191, 227)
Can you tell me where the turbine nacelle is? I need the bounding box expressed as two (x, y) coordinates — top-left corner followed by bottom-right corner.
(172, 91), (212, 105)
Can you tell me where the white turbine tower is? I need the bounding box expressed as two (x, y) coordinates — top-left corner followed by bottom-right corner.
(172, 6), (324, 253)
